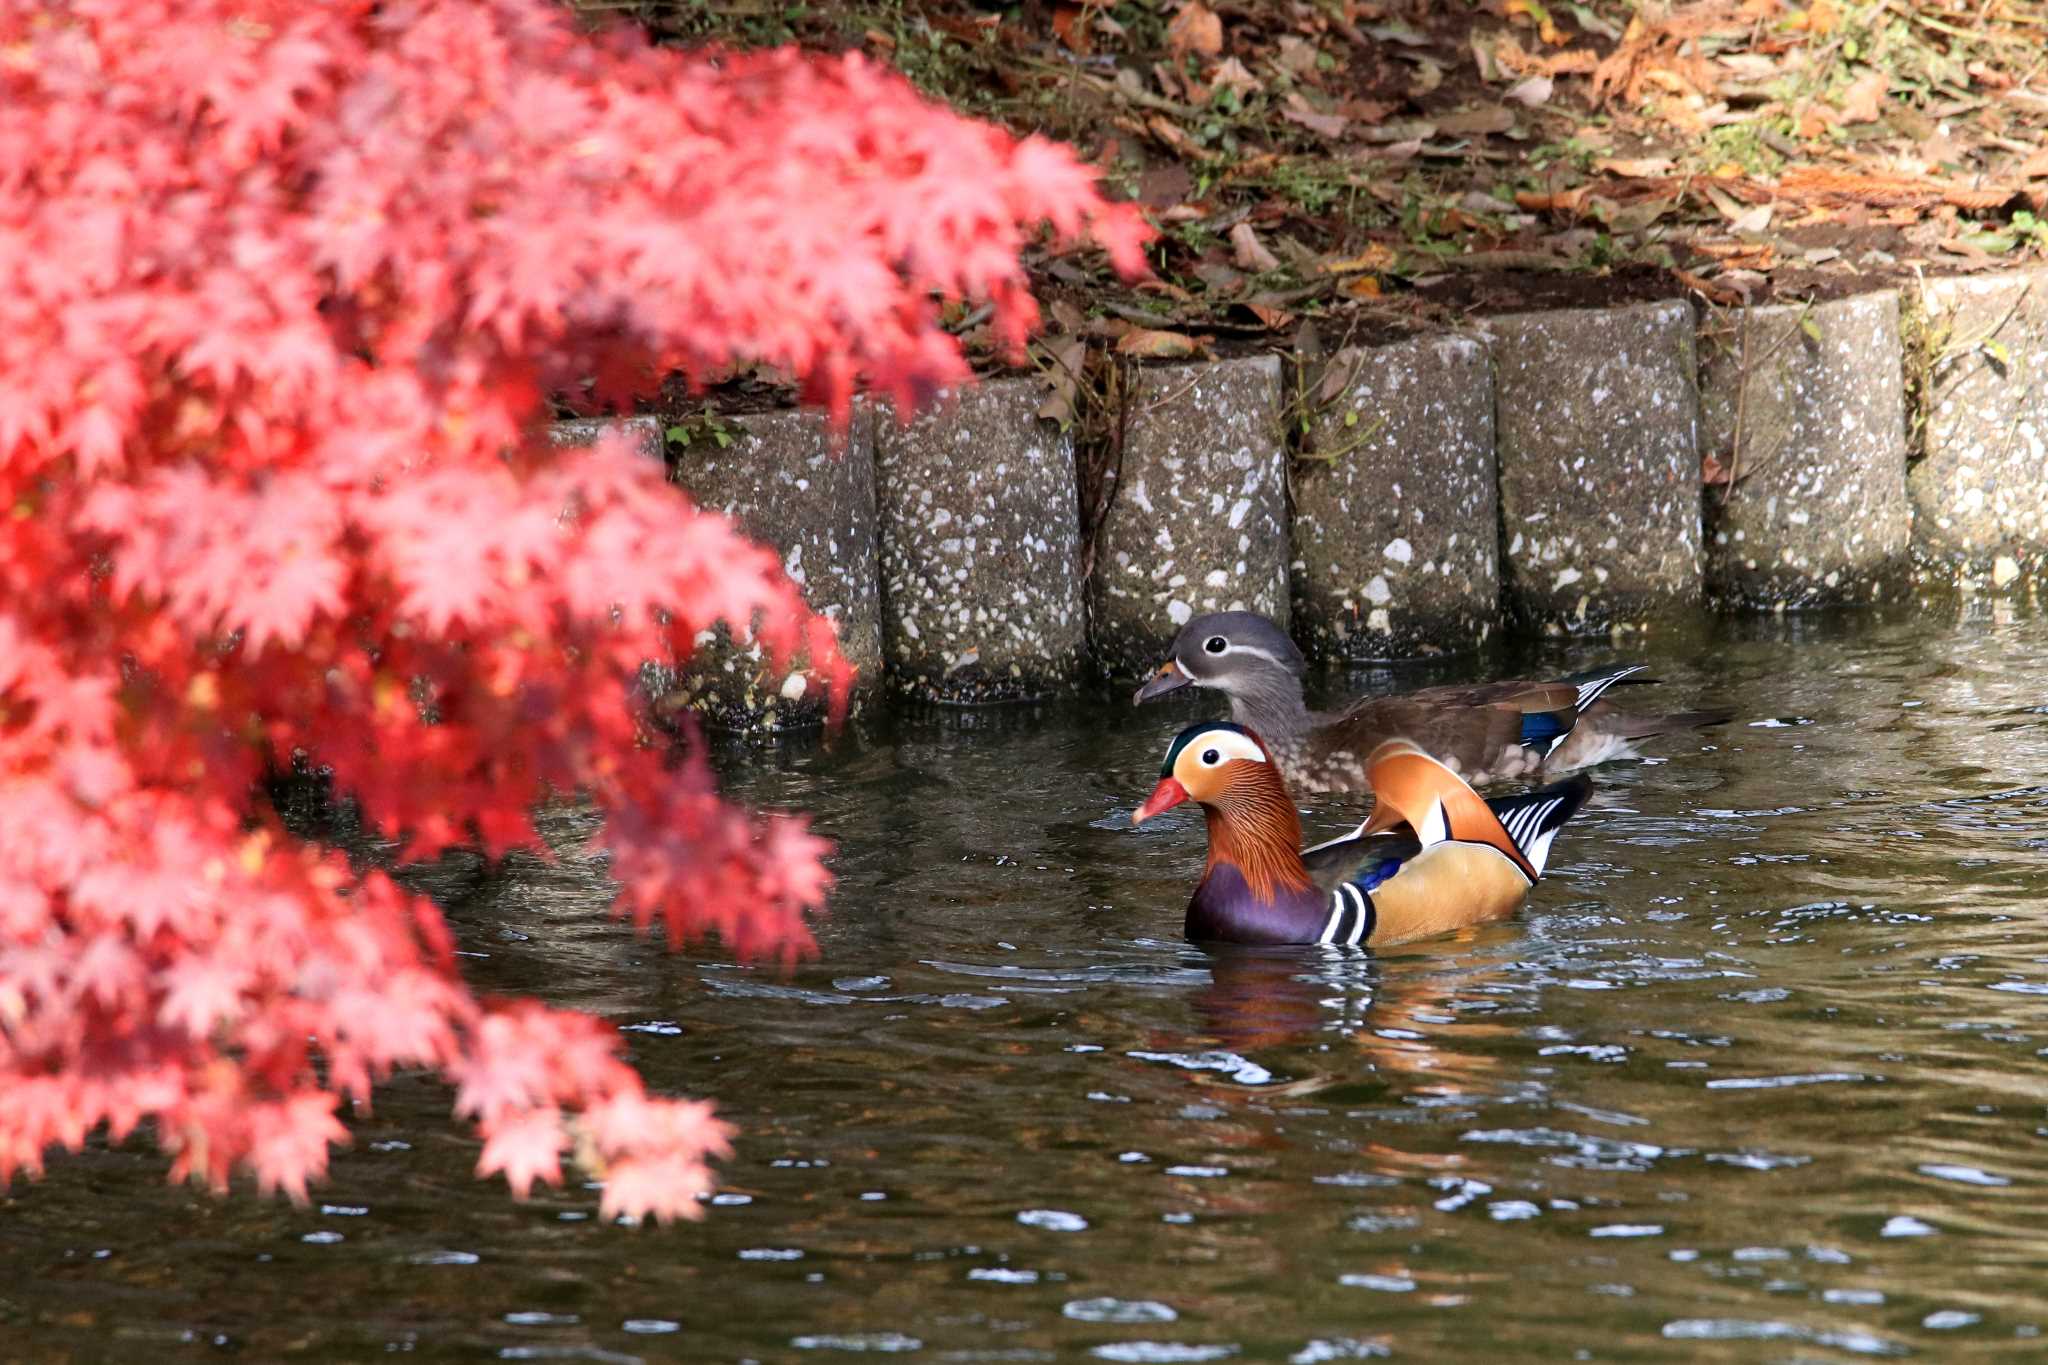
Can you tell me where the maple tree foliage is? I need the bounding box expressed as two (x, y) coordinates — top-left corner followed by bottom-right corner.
(0, 0), (1147, 1221)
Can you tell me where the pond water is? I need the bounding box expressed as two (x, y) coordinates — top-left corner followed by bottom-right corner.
(11, 605), (2048, 1361)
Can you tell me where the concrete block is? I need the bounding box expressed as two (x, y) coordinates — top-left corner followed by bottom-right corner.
(872, 378), (1087, 703)
(1091, 355), (1291, 677)
(549, 414), (665, 460)
(1909, 267), (2048, 590)
(1698, 291), (1912, 608)
(1291, 334), (1498, 660)
(663, 407), (884, 732)
(1485, 299), (1703, 634)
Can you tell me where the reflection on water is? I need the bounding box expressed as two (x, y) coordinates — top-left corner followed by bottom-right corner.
(13, 604), (2048, 1360)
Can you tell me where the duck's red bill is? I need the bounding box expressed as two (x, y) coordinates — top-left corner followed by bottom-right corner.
(1132, 777), (1188, 826)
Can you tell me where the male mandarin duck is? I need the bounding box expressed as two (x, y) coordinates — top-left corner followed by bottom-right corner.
(1132, 611), (1730, 796)
(1132, 721), (1592, 948)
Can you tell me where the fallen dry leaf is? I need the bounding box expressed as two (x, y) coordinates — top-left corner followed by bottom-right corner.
(1730, 203), (1774, 233)
(1229, 221), (1282, 273)
(1437, 105), (1516, 136)
(1787, 0), (1837, 34)
(1210, 56), (1262, 100)
(1505, 75), (1554, 106)
(1493, 36), (1600, 77)
(1341, 275), (1383, 298)
(1515, 187), (1590, 215)
(1051, 3), (1093, 54)
(1943, 186), (2018, 211)
(1239, 301), (1294, 330)
(1145, 114), (1211, 158)
(1504, 0), (1565, 46)
(1167, 0), (1223, 57)
(1281, 91), (1348, 139)
(1034, 335), (1088, 425)
(1117, 327), (1201, 358)
(1596, 156), (1675, 177)
(1323, 243), (1398, 273)
(1673, 267), (1743, 305)
(1838, 67), (1887, 124)
(1275, 34), (1321, 80)
(1134, 277), (1196, 302)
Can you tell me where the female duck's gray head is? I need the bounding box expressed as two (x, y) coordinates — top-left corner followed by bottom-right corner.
(1132, 611), (1308, 706)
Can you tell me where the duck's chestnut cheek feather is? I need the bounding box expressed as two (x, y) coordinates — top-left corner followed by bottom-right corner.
(1132, 777), (1189, 826)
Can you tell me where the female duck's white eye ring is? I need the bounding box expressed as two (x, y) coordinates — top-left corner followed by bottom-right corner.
(1203, 636), (1228, 654)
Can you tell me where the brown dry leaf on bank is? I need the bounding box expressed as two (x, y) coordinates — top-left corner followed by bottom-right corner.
(1281, 91), (1348, 138)
(1785, 0), (1837, 33)
(1324, 243), (1399, 274)
(1167, 1), (1223, 57)
(1437, 105), (1517, 136)
(1240, 300), (1294, 329)
(1673, 267), (1744, 305)
(1116, 327), (1202, 358)
(1837, 68), (1888, 124)
(1776, 166), (2015, 210)
(1146, 114), (1215, 159)
(1210, 57), (1262, 100)
(1503, 0), (1565, 46)
(1591, 0), (1772, 106)
(1516, 186), (1590, 215)
(1229, 222), (1282, 272)
(1033, 335), (1089, 425)
(1492, 36), (1599, 78)
(1596, 156), (1675, 177)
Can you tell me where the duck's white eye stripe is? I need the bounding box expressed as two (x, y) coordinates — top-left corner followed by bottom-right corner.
(1207, 642), (1294, 672)
(1188, 730), (1268, 766)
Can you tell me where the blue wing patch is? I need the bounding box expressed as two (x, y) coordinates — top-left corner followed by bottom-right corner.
(1356, 858), (1403, 892)
(1520, 710), (1570, 754)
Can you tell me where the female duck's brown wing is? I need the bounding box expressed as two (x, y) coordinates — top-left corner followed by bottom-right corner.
(1306, 665), (1655, 785)
(1303, 694), (1531, 783)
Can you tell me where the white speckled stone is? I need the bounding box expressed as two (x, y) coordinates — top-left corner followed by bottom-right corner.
(1092, 355), (1290, 677)
(1292, 334), (1498, 660)
(1483, 300), (1704, 634)
(548, 415), (665, 459)
(1908, 267), (2048, 592)
(550, 413), (882, 734)
(872, 379), (1087, 703)
(665, 408), (883, 732)
(1699, 291), (1911, 609)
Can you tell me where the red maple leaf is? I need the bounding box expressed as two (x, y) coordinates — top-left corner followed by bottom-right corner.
(477, 1107), (566, 1199)
(0, 0), (1147, 1222)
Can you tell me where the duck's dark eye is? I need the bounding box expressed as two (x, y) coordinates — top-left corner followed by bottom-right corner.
(1201, 748), (1221, 765)
(1203, 636), (1227, 654)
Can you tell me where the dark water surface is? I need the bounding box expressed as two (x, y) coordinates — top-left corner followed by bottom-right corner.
(11, 606), (2048, 1362)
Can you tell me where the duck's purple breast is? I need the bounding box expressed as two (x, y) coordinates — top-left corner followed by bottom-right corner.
(1184, 864), (1334, 945)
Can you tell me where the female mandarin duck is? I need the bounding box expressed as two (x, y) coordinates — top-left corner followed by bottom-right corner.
(1132, 721), (1591, 947)
(1133, 611), (1730, 797)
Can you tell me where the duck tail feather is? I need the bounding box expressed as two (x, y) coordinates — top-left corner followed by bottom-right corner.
(1483, 774), (1594, 879)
